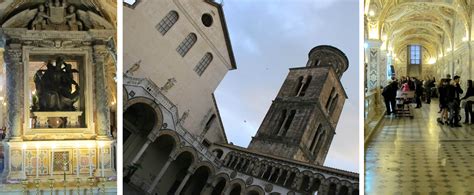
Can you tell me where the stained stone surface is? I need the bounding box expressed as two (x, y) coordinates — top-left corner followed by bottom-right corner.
(365, 100), (474, 194)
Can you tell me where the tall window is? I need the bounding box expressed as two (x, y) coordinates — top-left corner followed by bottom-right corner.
(309, 124), (323, 152)
(299, 76), (312, 96)
(326, 88), (336, 110)
(156, 11), (179, 35)
(409, 45), (421, 64)
(176, 33), (197, 57)
(194, 53), (213, 76)
(278, 110), (296, 136)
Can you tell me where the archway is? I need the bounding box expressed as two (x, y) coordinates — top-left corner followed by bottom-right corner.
(212, 149), (224, 159)
(131, 134), (175, 186)
(182, 166), (211, 194)
(155, 151), (194, 194)
(123, 102), (157, 143)
(338, 186), (349, 195)
(247, 191), (260, 195)
(328, 183), (337, 195)
(211, 178), (226, 195)
(229, 185), (242, 195)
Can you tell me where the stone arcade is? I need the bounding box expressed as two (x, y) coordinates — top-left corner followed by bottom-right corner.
(123, 46), (359, 195)
(0, 0), (117, 194)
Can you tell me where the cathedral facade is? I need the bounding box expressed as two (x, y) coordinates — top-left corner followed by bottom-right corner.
(123, 0), (358, 194)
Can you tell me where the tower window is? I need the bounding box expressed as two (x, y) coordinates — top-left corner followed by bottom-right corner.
(409, 45), (421, 64)
(313, 129), (326, 155)
(294, 76), (304, 96)
(176, 33), (197, 57)
(309, 124), (322, 152)
(278, 110), (296, 136)
(299, 76), (312, 96)
(156, 11), (179, 35)
(275, 109), (287, 134)
(194, 53), (213, 76)
(326, 88), (336, 110)
(329, 94), (339, 114)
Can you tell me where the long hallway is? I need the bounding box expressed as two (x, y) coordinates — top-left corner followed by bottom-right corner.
(365, 100), (474, 194)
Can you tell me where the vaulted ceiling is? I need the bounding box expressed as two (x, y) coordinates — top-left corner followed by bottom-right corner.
(365, 0), (472, 63)
(0, 0), (116, 27)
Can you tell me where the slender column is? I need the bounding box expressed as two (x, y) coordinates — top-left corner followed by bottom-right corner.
(4, 43), (23, 141)
(200, 182), (214, 195)
(365, 40), (383, 91)
(130, 139), (152, 164)
(93, 44), (111, 138)
(174, 168), (194, 195)
(147, 155), (175, 193)
(283, 170), (291, 186)
(267, 166), (276, 180)
(275, 168), (283, 183)
(306, 177), (314, 191)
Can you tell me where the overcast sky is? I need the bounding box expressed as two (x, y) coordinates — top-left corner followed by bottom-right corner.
(214, 0), (359, 173)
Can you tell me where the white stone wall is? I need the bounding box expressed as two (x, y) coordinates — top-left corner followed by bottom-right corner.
(123, 0), (233, 142)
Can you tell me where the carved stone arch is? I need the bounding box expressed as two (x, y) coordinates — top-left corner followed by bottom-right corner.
(339, 180), (352, 187)
(301, 170), (314, 177)
(211, 148), (224, 159)
(212, 172), (231, 186)
(244, 185), (265, 195)
(226, 178), (246, 195)
(154, 129), (180, 155)
(313, 173), (326, 182)
(192, 161), (217, 176)
(326, 177), (341, 185)
(124, 97), (164, 137)
(173, 146), (198, 165)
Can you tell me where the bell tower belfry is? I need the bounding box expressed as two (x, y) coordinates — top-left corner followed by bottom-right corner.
(248, 45), (349, 165)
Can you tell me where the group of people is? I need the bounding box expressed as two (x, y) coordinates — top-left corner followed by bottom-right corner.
(382, 74), (474, 127)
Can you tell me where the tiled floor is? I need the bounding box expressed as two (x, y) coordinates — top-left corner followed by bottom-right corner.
(365, 100), (474, 194)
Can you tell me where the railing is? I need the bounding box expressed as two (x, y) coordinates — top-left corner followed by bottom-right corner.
(364, 89), (384, 141)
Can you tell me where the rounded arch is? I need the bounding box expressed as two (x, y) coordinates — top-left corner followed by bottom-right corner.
(173, 146), (199, 164)
(244, 185), (265, 195)
(226, 178), (246, 195)
(182, 165), (212, 195)
(211, 173), (230, 195)
(124, 97), (163, 138)
(212, 148), (224, 159)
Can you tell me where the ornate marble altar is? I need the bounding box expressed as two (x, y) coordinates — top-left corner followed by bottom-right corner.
(0, 0), (117, 194)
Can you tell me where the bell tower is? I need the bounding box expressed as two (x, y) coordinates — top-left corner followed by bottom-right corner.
(248, 45), (349, 165)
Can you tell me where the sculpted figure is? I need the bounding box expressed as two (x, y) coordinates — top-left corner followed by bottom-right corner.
(31, 5), (49, 30)
(65, 5), (83, 30)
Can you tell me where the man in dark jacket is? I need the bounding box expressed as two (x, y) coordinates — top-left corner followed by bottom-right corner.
(382, 82), (393, 115)
(413, 77), (423, 108)
(447, 75), (463, 127)
(462, 80), (474, 124)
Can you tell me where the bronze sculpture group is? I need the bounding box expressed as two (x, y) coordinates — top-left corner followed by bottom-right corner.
(33, 56), (80, 111)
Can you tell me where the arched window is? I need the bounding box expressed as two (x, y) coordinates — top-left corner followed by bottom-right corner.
(329, 94), (339, 114)
(326, 88), (335, 110)
(176, 33), (197, 57)
(294, 76), (304, 96)
(278, 110), (296, 136)
(275, 109), (287, 134)
(204, 114), (216, 131)
(299, 76), (312, 96)
(309, 124), (322, 152)
(194, 53), (213, 76)
(156, 11), (179, 35)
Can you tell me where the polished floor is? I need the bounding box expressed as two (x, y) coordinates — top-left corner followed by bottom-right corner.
(365, 100), (474, 194)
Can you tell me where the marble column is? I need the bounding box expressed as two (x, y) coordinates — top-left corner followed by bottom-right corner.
(93, 44), (111, 138)
(174, 168), (194, 195)
(147, 156), (175, 193)
(130, 139), (152, 164)
(366, 40), (383, 91)
(4, 43), (23, 141)
(200, 182), (214, 195)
